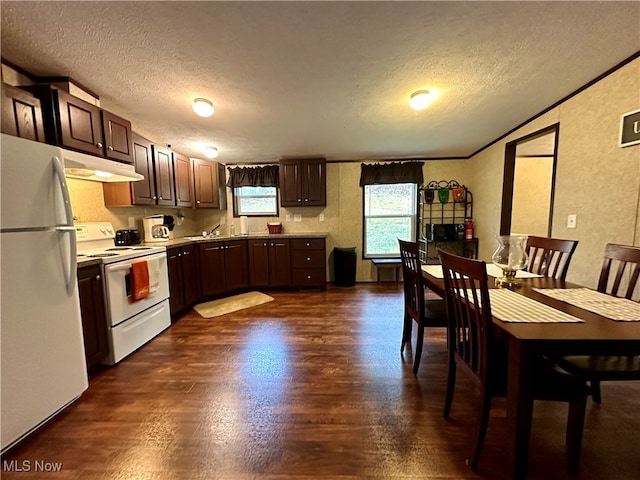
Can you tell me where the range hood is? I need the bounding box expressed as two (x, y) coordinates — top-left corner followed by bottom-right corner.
(62, 148), (143, 183)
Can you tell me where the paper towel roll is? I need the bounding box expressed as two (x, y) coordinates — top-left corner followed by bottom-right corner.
(240, 216), (248, 235)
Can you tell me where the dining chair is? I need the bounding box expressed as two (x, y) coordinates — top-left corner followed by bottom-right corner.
(525, 235), (578, 280)
(438, 249), (589, 475)
(552, 243), (640, 404)
(398, 239), (448, 375)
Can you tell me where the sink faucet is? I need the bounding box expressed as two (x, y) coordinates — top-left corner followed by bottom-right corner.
(209, 223), (221, 235)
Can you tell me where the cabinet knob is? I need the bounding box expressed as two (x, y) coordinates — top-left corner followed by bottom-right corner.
(153, 196), (157, 200)
(159, 196), (163, 200)
(107, 145), (114, 151)
(304, 198), (309, 202)
(178, 253), (182, 257)
(197, 200), (200, 204)
(306, 242), (310, 247)
(306, 257), (311, 261)
(96, 142), (103, 148)
(95, 275), (101, 280)
(298, 199), (301, 202)
(307, 275), (311, 279)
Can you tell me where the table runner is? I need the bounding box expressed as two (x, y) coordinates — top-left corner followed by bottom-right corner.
(533, 288), (640, 322)
(421, 264), (544, 280)
(485, 289), (585, 323)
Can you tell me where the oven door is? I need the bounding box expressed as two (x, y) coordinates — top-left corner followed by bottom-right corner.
(103, 252), (170, 326)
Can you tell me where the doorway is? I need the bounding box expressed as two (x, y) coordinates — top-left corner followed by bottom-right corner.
(499, 124), (559, 236)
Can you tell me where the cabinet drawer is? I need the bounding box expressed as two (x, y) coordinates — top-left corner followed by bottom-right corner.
(292, 268), (326, 286)
(291, 249), (325, 268)
(291, 238), (325, 251)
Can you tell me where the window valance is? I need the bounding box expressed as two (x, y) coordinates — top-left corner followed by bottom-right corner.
(226, 165), (279, 188)
(359, 161), (424, 186)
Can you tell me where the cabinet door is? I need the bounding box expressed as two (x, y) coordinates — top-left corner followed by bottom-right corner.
(268, 239), (291, 286)
(279, 159), (302, 206)
(192, 158), (220, 208)
(56, 89), (104, 156)
(101, 110), (133, 164)
(1, 83), (46, 142)
(302, 158), (326, 206)
(181, 245), (200, 306)
(167, 247), (185, 314)
(248, 239), (270, 287)
(77, 265), (109, 368)
(173, 152), (194, 208)
(152, 145), (175, 206)
(224, 240), (249, 292)
(131, 134), (156, 205)
(199, 243), (226, 297)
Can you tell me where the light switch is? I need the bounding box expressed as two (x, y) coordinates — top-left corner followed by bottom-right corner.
(567, 214), (577, 229)
(319, 213), (325, 222)
(286, 214), (291, 222)
(294, 214), (302, 222)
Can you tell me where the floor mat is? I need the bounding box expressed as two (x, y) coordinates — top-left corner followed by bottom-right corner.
(193, 291), (274, 318)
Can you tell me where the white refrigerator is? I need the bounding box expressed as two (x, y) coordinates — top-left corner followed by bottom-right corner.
(1, 134), (88, 452)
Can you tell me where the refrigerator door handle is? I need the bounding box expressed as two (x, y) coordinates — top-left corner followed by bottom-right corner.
(57, 226), (77, 296)
(53, 155), (74, 227)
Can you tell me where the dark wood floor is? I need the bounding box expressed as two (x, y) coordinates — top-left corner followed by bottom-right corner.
(2, 284), (639, 479)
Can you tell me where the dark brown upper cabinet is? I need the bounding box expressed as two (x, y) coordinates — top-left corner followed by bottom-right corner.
(173, 152), (194, 208)
(101, 110), (133, 163)
(153, 144), (175, 206)
(25, 84), (133, 164)
(192, 158), (226, 209)
(1, 83), (46, 142)
(103, 133), (157, 206)
(279, 157), (326, 207)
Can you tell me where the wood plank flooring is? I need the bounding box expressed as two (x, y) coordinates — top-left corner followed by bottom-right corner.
(2, 284), (639, 479)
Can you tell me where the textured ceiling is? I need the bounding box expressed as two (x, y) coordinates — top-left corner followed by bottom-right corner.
(1, 1), (639, 164)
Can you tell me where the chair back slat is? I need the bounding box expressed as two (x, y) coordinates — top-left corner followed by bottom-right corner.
(399, 240), (423, 322)
(439, 249), (492, 383)
(525, 236), (578, 280)
(597, 243), (640, 300)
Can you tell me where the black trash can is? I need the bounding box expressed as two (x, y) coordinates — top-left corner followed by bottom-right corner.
(333, 247), (357, 287)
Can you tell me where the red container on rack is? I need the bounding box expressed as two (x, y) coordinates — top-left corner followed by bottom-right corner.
(465, 219), (473, 240)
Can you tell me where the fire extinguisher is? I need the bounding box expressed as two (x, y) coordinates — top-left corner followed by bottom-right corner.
(465, 218), (473, 240)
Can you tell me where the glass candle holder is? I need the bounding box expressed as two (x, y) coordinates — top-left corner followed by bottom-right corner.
(491, 235), (529, 287)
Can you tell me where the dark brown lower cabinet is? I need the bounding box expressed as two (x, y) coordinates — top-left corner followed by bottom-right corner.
(248, 239), (291, 287)
(291, 238), (326, 289)
(77, 264), (109, 369)
(199, 240), (249, 297)
(167, 245), (199, 316)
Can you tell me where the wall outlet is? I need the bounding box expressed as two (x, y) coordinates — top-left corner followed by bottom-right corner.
(294, 214), (302, 222)
(319, 213), (325, 222)
(128, 217), (136, 228)
(286, 214), (291, 222)
(220, 216), (226, 225)
(567, 214), (577, 229)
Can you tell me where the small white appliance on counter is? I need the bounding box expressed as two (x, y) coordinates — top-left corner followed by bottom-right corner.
(143, 214), (169, 242)
(0, 134), (88, 453)
(76, 222), (171, 365)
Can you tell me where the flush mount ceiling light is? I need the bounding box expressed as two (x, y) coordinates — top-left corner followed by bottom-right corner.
(192, 98), (214, 117)
(203, 146), (219, 159)
(409, 90), (433, 111)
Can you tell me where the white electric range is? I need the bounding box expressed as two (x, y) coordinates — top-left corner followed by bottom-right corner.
(76, 222), (171, 365)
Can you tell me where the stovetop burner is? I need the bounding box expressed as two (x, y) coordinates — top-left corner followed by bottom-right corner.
(88, 253), (119, 258)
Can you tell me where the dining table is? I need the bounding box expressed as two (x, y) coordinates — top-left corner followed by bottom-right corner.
(420, 263), (640, 480)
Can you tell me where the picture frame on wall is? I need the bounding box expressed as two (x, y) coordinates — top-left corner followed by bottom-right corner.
(619, 108), (640, 147)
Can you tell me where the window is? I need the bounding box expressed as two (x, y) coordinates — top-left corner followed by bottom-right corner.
(363, 183), (417, 258)
(233, 186), (278, 216)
